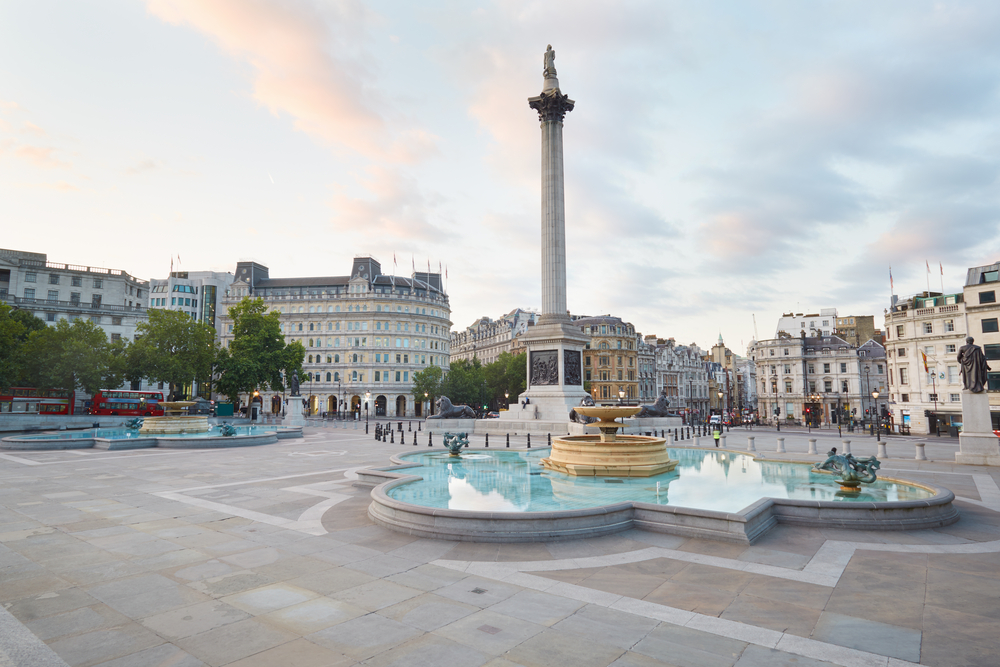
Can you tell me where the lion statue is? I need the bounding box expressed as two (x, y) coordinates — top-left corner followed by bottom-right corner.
(635, 388), (672, 418)
(569, 395), (598, 424)
(428, 396), (477, 419)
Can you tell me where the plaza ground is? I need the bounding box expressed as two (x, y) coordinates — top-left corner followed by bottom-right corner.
(1, 423), (998, 667)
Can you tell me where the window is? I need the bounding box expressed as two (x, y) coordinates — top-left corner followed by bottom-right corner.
(47, 289), (58, 300)
(784, 381), (792, 393)
(71, 276), (82, 287)
(807, 364), (814, 374)
(899, 367), (908, 384)
(944, 319), (955, 332)
(783, 348), (789, 356)
(984, 319), (999, 333)
(823, 363), (830, 373)
(46, 313), (56, 322)
(945, 344), (956, 353)
(924, 346), (934, 356)
(809, 381), (816, 392)
(841, 380), (848, 392)
(990, 373), (1000, 391)
(840, 363), (847, 373)
(48, 274), (59, 285)
(923, 322), (933, 334)
(877, 364), (883, 373)
(783, 364), (790, 374)
(896, 325), (904, 338)
(897, 348), (906, 357)
(981, 291), (997, 304)
(901, 394), (909, 402)
(24, 272), (36, 282)
(23, 287), (35, 299)
(93, 279), (102, 289)
(986, 345), (1000, 360)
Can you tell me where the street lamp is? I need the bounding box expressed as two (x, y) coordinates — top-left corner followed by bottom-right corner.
(872, 389), (880, 440)
(618, 389), (625, 404)
(425, 391), (429, 419)
(807, 392), (820, 432)
(365, 390), (371, 425)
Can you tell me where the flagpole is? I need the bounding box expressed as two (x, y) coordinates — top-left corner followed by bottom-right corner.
(925, 260), (930, 293)
(940, 262), (944, 294)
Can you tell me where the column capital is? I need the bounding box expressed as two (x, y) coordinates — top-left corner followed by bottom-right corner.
(528, 89), (575, 123)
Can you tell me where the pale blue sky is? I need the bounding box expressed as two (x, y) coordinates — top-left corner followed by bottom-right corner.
(2, 1), (999, 352)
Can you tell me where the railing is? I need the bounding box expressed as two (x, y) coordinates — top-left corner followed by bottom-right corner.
(17, 259), (144, 283)
(1, 294), (146, 314)
(938, 304), (959, 313)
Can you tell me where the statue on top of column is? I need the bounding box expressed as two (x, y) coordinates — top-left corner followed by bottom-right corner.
(543, 45), (557, 78)
(958, 336), (991, 393)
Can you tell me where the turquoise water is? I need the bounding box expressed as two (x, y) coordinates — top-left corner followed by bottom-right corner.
(12, 425), (276, 440)
(386, 449), (936, 514)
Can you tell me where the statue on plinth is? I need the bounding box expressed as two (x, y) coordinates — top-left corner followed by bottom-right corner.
(958, 336), (991, 393)
(635, 388), (673, 418)
(543, 44), (557, 78)
(428, 397), (477, 419)
(290, 370), (300, 396)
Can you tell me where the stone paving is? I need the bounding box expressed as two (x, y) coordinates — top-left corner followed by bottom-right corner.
(1, 423), (999, 667)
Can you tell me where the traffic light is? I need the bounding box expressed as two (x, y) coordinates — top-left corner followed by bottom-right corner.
(852, 408), (856, 415)
(775, 406), (780, 416)
(865, 408), (870, 416)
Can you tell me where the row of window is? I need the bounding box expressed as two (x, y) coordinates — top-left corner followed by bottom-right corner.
(281, 320), (440, 335)
(23, 289), (103, 305)
(585, 370), (637, 382)
(23, 272), (104, 289)
(767, 379), (853, 393)
(150, 297), (199, 308)
(305, 352), (438, 366)
(274, 303), (441, 317)
(301, 370), (412, 383)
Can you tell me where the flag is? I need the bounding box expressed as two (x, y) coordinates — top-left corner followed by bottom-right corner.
(926, 260), (930, 273)
(427, 258), (430, 274)
(439, 260), (442, 275)
(940, 262), (943, 276)
(921, 350), (929, 373)
(170, 256), (173, 274)
(412, 255), (415, 274)
(889, 266), (893, 291)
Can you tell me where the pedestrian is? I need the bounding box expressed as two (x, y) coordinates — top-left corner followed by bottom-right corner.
(713, 426), (721, 447)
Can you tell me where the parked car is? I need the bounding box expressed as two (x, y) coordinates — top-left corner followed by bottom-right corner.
(486, 411), (500, 419)
(709, 415), (722, 425)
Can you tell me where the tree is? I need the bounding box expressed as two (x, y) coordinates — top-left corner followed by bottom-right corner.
(18, 318), (127, 394)
(441, 358), (485, 408)
(483, 351), (526, 409)
(214, 297), (303, 403)
(127, 309), (218, 399)
(0, 305), (47, 389)
(411, 365), (443, 414)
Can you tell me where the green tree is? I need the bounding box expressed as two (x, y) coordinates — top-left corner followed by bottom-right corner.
(482, 351), (526, 409)
(18, 318), (127, 394)
(127, 309), (218, 399)
(0, 305), (47, 389)
(441, 358), (485, 408)
(214, 297), (304, 403)
(411, 365), (443, 414)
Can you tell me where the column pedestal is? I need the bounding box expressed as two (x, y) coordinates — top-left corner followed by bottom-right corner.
(955, 390), (1000, 465)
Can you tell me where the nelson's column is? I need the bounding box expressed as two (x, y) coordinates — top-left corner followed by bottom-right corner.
(515, 45), (591, 422)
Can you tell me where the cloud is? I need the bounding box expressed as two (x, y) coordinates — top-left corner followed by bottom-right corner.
(125, 159), (160, 175)
(11, 145), (71, 169)
(146, 0), (436, 163)
(20, 121), (45, 136)
(328, 166), (443, 242)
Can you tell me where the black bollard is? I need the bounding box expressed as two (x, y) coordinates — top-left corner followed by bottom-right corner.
(408, 421), (412, 431)
(485, 433), (489, 447)
(399, 421), (403, 432)
(390, 429), (395, 444)
(365, 422), (369, 435)
(418, 422), (422, 432)
(428, 432), (433, 447)
(527, 433), (531, 448)
(506, 433), (510, 448)
(674, 428), (678, 440)
(547, 433), (551, 446)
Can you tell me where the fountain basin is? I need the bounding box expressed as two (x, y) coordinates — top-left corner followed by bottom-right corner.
(541, 434), (677, 477)
(1, 425), (302, 450)
(359, 448), (959, 543)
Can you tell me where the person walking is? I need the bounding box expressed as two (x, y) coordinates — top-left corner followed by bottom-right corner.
(713, 426), (721, 447)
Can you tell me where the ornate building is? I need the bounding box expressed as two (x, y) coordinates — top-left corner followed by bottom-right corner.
(449, 308), (538, 365)
(218, 257), (451, 418)
(653, 338), (709, 420)
(573, 315), (639, 401)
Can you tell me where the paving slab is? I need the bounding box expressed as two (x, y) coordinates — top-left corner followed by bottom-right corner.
(810, 611), (921, 663)
(306, 612), (424, 660)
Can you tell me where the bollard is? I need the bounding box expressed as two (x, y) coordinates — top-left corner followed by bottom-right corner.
(877, 441), (888, 458)
(775, 437), (785, 453)
(412, 430), (417, 446)
(842, 440), (851, 455)
(747, 436), (756, 452)
(674, 428), (679, 440)
(365, 422), (369, 435)
(408, 421), (412, 431)
(390, 429), (394, 443)
(506, 433), (510, 448)
(808, 438), (817, 455)
(527, 433), (531, 448)
(547, 433), (551, 446)
(428, 432), (433, 447)
(720, 435), (727, 449)
(915, 442), (927, 461)
(418, 422), (422, 431)
(485, 433), (490, 447)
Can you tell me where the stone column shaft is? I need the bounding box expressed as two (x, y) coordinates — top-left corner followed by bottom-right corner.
(541, 118), (567, 318)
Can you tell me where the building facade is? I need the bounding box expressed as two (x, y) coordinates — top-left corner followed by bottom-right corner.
(654, 338), (709, 420)
(574, 315), (639, 401)
(218, 257), (451, 418)
(449, 308), (538, 365)
(775, 308), (839, 338)
(638, 335), (656, 402)
(965, 261), (1000, 431)
(148, 270), (234, 330)
(750, 333), (886, 428)
(884, 290), (967, 435)
(834, 315), (880, 347)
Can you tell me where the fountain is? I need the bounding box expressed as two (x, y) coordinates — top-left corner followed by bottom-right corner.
(139, 401), (210, 435)
(541, 405), (678, 477)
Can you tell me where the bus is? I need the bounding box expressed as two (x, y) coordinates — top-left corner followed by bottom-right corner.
(0, 388), (76, 415)
(88, 390), (165, 416)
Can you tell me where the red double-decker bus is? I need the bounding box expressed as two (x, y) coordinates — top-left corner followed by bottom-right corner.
(88, 390), (165, 416)
(0, 388), (76, 415)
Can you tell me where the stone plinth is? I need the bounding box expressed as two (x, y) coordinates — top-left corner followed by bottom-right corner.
(284, 397), (307, 428)
(424, 418), (476, 434)
(956, 390), (1000, 465)
(542, 434), (678, 477)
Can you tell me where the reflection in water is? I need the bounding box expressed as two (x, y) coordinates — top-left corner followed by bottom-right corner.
(387, 449), (933, 514)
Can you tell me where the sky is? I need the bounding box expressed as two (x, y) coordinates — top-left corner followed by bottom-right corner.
(2, 1), (1000, 355)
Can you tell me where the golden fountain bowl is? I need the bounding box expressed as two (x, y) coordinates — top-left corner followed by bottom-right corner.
(573, 405), (640, 423)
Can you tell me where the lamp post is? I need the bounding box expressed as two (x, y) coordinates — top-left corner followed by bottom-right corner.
(281, 372), (286, 418)
(337, 379), (342, 420)
(618, 389), (625, 405)
(807, 392), (820, 432)
(863, 366), (872, 435)
(425, 391), (429, 419)
(365, 390), (370, 425)
(872, 389), (880, 440)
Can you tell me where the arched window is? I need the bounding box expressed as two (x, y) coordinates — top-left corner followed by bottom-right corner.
(352, 371), (358, 381)
(309, 323), (314, 331)
(352, 354), (358, 363)
(309, 306), (314, 313)
(601, 342), (609, 350)
(336, 305), (341, 312)
(326, 355), (332, 363)
(308, 339), (313, 347)
(326, 372), (331, 381)
(297, 323), (303, 331)
(334, 354), (340, 363)
(308, 355), (313, 363)
(334, 372), (340, 381)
